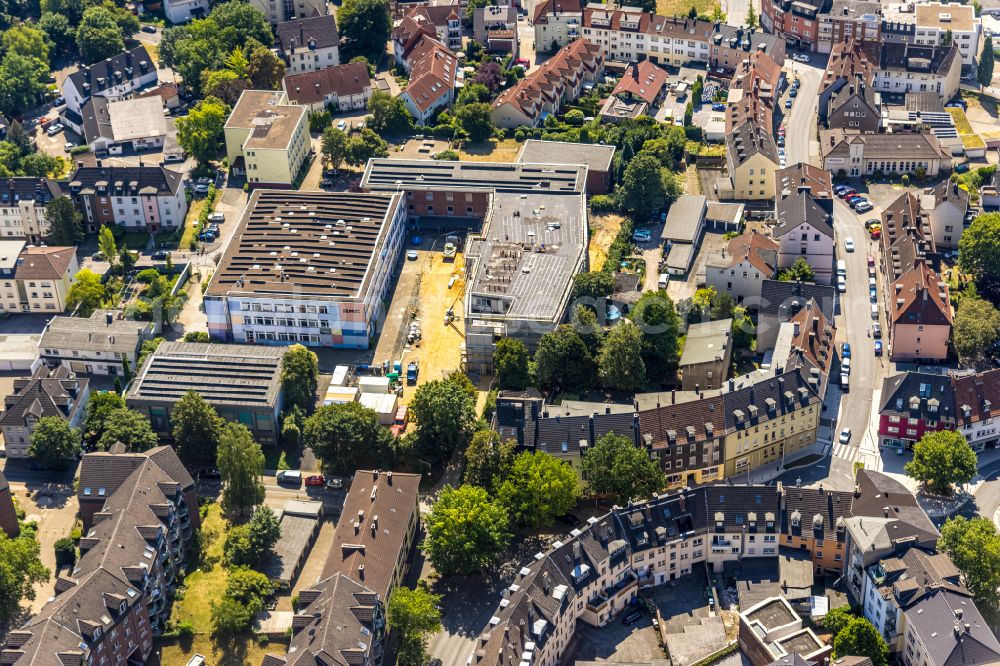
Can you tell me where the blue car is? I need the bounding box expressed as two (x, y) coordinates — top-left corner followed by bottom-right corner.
(847, 195), (864, 205)
(842, 343), (851, 359)
(874, 340), (883, 356)
(833, 185), (849, 195)
(785, 98), (793, 108)
(870, 287), (878, 303)
(712, 103), (726, 111)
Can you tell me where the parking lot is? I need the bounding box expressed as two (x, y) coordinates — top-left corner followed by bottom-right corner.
(570, 612), (664, 663)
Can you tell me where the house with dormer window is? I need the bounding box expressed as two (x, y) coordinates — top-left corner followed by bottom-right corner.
(0, 365), (88, 459)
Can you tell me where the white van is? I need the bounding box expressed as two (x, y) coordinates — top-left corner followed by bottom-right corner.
(658, 273), (669, 290)
(837, 259), (847, 277)
(276, 470), (302, 485)
(870, 303), (879, 320)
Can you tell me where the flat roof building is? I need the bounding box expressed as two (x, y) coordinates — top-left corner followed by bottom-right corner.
(679, 319), (733, 391)
(516, 139), (616, 194)
(126, 341), (285, 443)
(224, 90), (310, 187)
(361, 158), (590, 373)
(204, 190), (406, 349)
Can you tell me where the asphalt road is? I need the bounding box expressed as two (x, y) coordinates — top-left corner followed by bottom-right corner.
(781, 54), (824, 168)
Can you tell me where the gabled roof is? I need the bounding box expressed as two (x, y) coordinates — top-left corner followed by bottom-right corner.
(15, 246), (76, 281)
(283, 61), (371, 106)
(66, 45), (155, 98)
(759, 280), (837, 321)
(491, 39), (602, 121)
(401, 35), (459, 113)
(79, 445), (194, 502)
(710, 229), (779, 274)
(276, 14), (339, 53)
(773, 191), (834, 238)
(888, 259), (951, 327)
(532, 0), (583, 22)
(775, 163), (833, 200)
(0, 365), (87, 428)
(69, 163), (183, 197)
(952, 369), (1000, 427)
(879, 371), (955, 423)
(851, 469), (939, 539)
(821, 39), (878, 94)
(781, 486), (852, 542)
(727, 120), (778, 168)
(880, 42), (959, 77)
(905, 590), (1000, 666)
(0, 177), (61, 207)
(612, 60), (667, 105)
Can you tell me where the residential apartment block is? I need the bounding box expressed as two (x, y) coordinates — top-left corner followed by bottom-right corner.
(66, 162), (187, 233)
(891, 2), (981, 66)
(0, 177), (63, 244)
(204, 191), (407, 348)
(39, 310), (155, 376)
(532, 0), (584, 51)
(60, 45), (158, 116)
(224, 90), (310, 187)
(772, 190), (835, 285)
(276, 14), (340, 75)
(0, 242), (79, 314)
(0, 365), (88, 459)
(599, 59), (668, 122)
(0, 472), (18, 537)
(126, 341), (285, 444)
(249, 0), (326, 25)
(760, 0), (829, 50)
(817, 0), (881, 53)
(283, 60), (373, 113)
(875, 42), (961, 103)
(491, 39), (603, 128)
(474, 3), (519, 56)
(723, 121), (780, 201)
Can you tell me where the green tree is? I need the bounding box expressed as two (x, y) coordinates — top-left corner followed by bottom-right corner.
(619, 153), (680, 219)
(83, 391), (125, 444)
(534, 325), (596, 392)
(823, 605), (858, 637)
(54, 537), (76, 566)
(303, 402), (394, 473)
(346, 127), (389, 166)
(281, 343), (319, 414)
(321, 126), (349, 170)
(76, 6), (125, 63)
(224, 46), (249, 78)
(571, 271), (615, 299)
(6, 121), (31, 156)
(338, 0), (391, 61)
(248, 44), (286, 89)
(777, 257), (816, 282)
(746, 3), (757, 29)
(493, 338), (530, 390)
(953, 292), (1000, 367)
(217, 423), (265, 517)
(39, 12), (75, 53)
(0, 53), (48, 118)
(225, 566), (274, 609)
(136, 337), (164, 370)
(176, 97), (229, 165)
(904, 430), (977, 495)
(496, 450), (579, 528)
(410, 378), (476, 463)
(0, 531), (50, 627)
(387, 586), (442, 666)
(184, 331), (210, 343)
(940, 515), (1000, 611)
(2, 24), (51, 66)
(97, 408), (158, 452)
(597, 321), (646, 391)
(367, 89), (414, 135)
(211, 595), (254, 634)
(979, 35), (994, 88)
(464, 429), (516, 491)
(19, 152), (60, 178)
(832, 617), (888, 666)
(424, 484), (511, 575)
(28, 417), (80, 470)
(67, 268), (106, 316)
(581, 432), (664, 500)
(457, 102), (494, 143)
(630, 291), (681, 380)
(97, 225), (117, 263)
(172, 391), (223, 468)
(457, 82), (491, 106)
(960, 212), (1000, 294)
(45, 196), (83, 245)
(572, 304), (604, 355)
(223, 505), (281, 565)
(201, 69), (249, 105)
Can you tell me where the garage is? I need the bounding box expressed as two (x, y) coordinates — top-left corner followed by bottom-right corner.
(0, 335), (40, 372)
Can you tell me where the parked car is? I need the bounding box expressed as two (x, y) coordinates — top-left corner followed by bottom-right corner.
(46, 123), (63, 136)
(305, 475), (325, 486)
(869, 286), (878, 302)
(53, 96), (65, 107)
(336, 120), (347, 131)
(207, 212), (225, 223)
(711, 102), (726, 111)
(199, 468), (222, 479)
(840, 189), (857, 199)
(793, 53), (810, 63)
(632, 228), (652, 242)
(874, 339), (883, 356)
(789, 87), (798, 98)
(152, 250), (169, 260)
(163, 152), (184, 163)
(777, 136), (785, 147)
(855, 201), (873, 213)
(842, 356), (851, 374)
(842, 342), (851, 359)
(834, 184), (849, 195)
(63, 141), (74, 152)
(837, 275), (847, 292)
(841, 373), (849, 390)
(622, 609), (644, 626)
(320, 179), (334, 188)
(864, 218), (880, 229)
(406, 250), (419, 260)
(844, 237), (855, 252)
(869, 228), (881, 240)
(326, 477), (344, 489)
(141, 24), (157, 32)
(785, 98), (793, 108)
(276, 470), (302, 485)
(846, 195), (863, 205)
(839, 427), (852, 443)
(867, 255), (876, 267)
(873, 322), (882, 338)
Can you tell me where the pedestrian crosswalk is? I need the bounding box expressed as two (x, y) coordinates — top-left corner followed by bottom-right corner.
(831, 441), (861, 463)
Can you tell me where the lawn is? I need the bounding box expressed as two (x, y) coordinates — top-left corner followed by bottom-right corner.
(457, 138), (523, 162)
(179, 199), (207, 250)
(152, 635), (276, 666)
(657, 0), (719, 17)
(170, 502), (229, 629)
(121, 231), (153, 251)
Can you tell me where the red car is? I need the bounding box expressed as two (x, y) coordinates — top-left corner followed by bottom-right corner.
(305, 475), (325, 487)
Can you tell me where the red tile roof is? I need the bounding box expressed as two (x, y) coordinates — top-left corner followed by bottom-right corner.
(612, 60), (667, 105)
(402, 35), (459, 113)
(889, 259), (952, 327)
(283, 61), (372, 106)
(491, 39), (602, 121)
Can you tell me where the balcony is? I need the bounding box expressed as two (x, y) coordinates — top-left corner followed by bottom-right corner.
(586, 571), (638, 612)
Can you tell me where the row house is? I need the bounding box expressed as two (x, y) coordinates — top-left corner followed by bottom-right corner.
(727, 51), (783, 126)
(918, 180), (970, 250)
(67, 162), (187, 233)
(760, 0), (829, 51)
(772, 298), (837, 402)
(275, 14), (341, 75)
(879, 367), (1000, 452)
(576, 10), (785, 73)
(495, 364), (824, 489)
(772, 187), (835, 285)
(472, 470), (916, 666)
(817, 0), (881, 53)
(60, 45), (158, 116)
(817, 39), (878, 126)
(0, 178), (63, 244)
(875, 42), (961, 103)
(491, 39), (603, 128)
(283, 60), (373, 113)
(705, 228), (780, 306)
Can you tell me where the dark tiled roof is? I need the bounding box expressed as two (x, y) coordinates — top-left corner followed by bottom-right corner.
(781, 486), (852, 542)
(879, 42), (959, 77)
(773, 191), (834, 238)
(276, 14), (339, 53)
(905, 590), (1000, 666)
(79, 445), (194, 501)
(851, 469), (938, 540)
(69, 164), (183, 196)
(0, 365), (88, 428)
(0, 177), (61, 206)
(66, 45), (156, 98)
(759, 280), (837, 321)
(952, 369), (1000, 428)
(727, 120), (778, 168)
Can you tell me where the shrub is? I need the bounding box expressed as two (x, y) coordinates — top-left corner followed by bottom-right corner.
(514, 128), (526, 142)
(565, 109), (585, 125)
(69, 145), (90, 156)
(589, 194), (619, 212)
(54, 537), (76, 566)
(176, 621), (195, 638)
(434, 149), (460, 161)
(136, 268), (160, 284)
